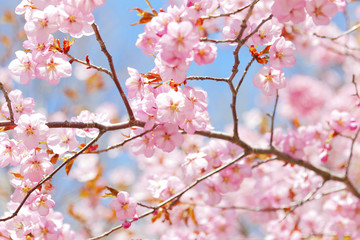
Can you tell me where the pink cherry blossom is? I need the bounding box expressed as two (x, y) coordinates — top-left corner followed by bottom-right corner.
(35, 52), (72, 85)
(24, 5), (60, 42)
(47, 128), (79, 154)
(182, 152), (208, 179)
(193, 42), (217, 65)
(271, 0), (306, 24)
(125, 67), (144, 99)
(153, 124), (184, 152)
(66, 0), (107, 14)
(156, 90), (193, 124)
(269, 37), (296, 69)
(249, 19), (282, 46)
(10, 177), (37, 203)
(70, 155), (99, 182)
(13, 113), (49, 150)
(1, 89), (35, 122)
(20, 150), (53, 182)
(306, 0), (338, 25)
(252, 66), (286, 96)
(58, 2), (95, 37)
(110, 191), (137, 222)
(136, 26), (160, 56)
(71, 110), (109, 138)
(23, 34), (54, 61)
(0, 133), (22, 167)
(156, 57), (190, 84)
(131, 131), (156, 158)
(29, 193), (55, 216)
(8, 51), (36, 84)
(159, 21), (199, 58)
(328, 110), (357, 133)
(185, 0), (218, 20)
(196, 177), (222, 205)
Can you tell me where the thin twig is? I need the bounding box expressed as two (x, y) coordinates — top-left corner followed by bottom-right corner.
(0, 120), (139, 132)
(345, 127), (360, 176)
(89, 153), (248, 240)
(91, 23), (135, 122)
(235, 56), (256, 92)
(226, 0), (260, 141)
(201, 1), (254, 20)
(251, 157), (277, 169)
(184, 186), (346, 212)
(280, 180), (327, 221)
(137, 202), (156, 209)
(352, 74), (360, 98)
(314, 23), (360, 40)
(269, 91), (279, 147)
(87, 127), (154, 154)
(65, 53), (112, 77)
(200, 37), (236, 43)
(0, 82), (14, 122)
(0, 131), (105, 222)
(186, 76), (228, 82)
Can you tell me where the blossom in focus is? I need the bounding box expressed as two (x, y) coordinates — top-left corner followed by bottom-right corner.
(252, 66), (286, 96)
(110, 191), (137, 222)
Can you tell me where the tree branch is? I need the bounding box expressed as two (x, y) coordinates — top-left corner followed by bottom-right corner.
(65, 53), (112, 77)
(91, 23), (135, 122)
(0, 82), (14, 122)
(269, 91), (279, 147)
(0, 131), (105, 222)
(89, 152), (248, 240)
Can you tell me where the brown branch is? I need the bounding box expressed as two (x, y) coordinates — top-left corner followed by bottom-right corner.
(352, 74), (360, 99)
(269, 91), (279, 147)
(65, 53), (112, 77)
(89, 152), (248, 240)
(314, 23), (360, 40)
(280, 180), (327, 221)
(186, 76), (228, 82)
(0, 120), (141, 132)
(345, 127), (360, 176)
(185, 185), (345, 212)
(200, 37), (236, 43)
(0, 82), (14, 122)
(91, 23), (135, 122)
(0, 131), (105, 222)
(87, 127), (154, 154)
(191, 130), (360, 198)
(201, 1), (255, 20)
(235, 56), (256, 92)
(226, 1), (260, 140)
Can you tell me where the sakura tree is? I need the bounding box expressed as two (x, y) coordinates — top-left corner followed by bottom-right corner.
(1, 0), (360, 239)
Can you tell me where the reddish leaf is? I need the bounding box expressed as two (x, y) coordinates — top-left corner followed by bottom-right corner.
(101, 186), (119, 198)
(50, 154), (59, 164)
(9, 172), (24, 179)
(130, 8), (156, 26)
(65, 158), (75, 176)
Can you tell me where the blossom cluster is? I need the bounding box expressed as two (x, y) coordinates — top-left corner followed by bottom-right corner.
(1, 0), (360, 239)
(8, 0), (106, 85)
(0, 89), (110, 239)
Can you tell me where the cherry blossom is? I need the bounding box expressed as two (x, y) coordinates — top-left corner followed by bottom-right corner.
(271, 0), (306, 24)
(110, 191), (137, 222)
(35, 52), (72, 85)
(306, 0), (338, 25)
(8, 51), (36, 84)
(269, 37), (296, 69)
(2, 0), (360, 239)
(252, 66), (286, 96)
(153, 123), (184, 152)
(13, 113), (49, 149)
